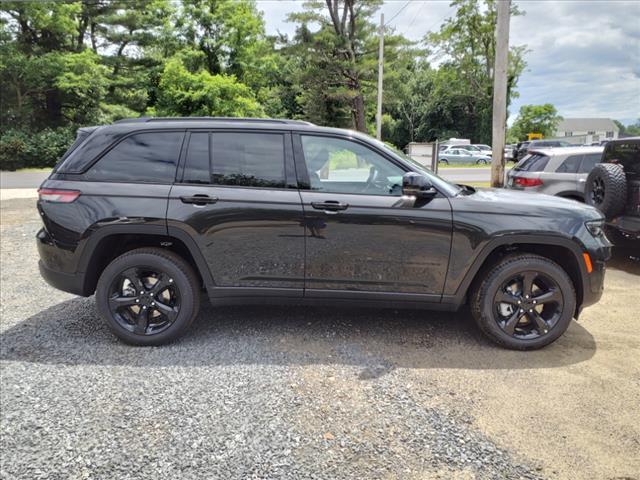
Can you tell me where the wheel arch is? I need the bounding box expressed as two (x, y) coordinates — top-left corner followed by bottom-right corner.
(449, 235), (588, 316)
(78, 226), (213, 296)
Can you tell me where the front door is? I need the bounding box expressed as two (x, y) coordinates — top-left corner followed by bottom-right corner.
(167, 130), (305, 297)
(294, 134), (452, 300)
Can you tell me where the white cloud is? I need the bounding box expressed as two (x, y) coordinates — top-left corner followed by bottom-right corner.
(257, 0), (640, 125)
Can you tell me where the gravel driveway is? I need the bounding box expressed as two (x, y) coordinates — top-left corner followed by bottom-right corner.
(1, 197), (639, 480)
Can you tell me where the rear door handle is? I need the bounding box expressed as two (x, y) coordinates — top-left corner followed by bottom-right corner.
(180, 194), (218, 205)
(311, 201), (349, 212)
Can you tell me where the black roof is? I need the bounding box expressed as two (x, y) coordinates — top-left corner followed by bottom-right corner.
(114, 117), (314, 126)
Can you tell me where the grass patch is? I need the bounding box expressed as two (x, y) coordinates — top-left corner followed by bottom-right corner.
(438, 162), (515, 169)
(11, 167), (52, 173)
(465, 181), (492, 188)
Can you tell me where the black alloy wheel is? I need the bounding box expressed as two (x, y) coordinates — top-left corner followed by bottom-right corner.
(108, 267), (180, 335)
(96, 248), (200, 345)
(470, 254), (576, 350)
(493, 271), (563, 339)
(590, 177), (605, 205)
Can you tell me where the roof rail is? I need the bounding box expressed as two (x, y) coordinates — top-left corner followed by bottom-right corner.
(113, 117), (314, 126)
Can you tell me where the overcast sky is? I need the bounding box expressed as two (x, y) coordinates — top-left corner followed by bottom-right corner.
(256, 0), (640, 125)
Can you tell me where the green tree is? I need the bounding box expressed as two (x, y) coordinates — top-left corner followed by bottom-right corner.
(153, 56), (263, 117)
(419, 0), (527, 144)
(509, 104), (562, 141)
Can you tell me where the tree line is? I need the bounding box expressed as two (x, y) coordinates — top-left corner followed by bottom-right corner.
(0, 0), (555, 170)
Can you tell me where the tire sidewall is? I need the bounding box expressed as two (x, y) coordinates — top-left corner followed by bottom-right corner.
(585, 163), (626, 218)
(96, 251), (199, 346)
(475, 257), (576, 349)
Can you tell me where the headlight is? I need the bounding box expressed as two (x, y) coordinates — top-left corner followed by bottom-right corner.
(585, 219), (605, 237)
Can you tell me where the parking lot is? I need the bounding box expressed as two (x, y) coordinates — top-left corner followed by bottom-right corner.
(1, 196), (639, 480)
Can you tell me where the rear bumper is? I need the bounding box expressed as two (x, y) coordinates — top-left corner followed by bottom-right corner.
(607, 215), (640, 238)
(39, 260), (87, 296)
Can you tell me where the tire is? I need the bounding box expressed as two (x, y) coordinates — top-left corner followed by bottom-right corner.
(470, 254), (576, 350)
(96, 248), (200, 346)
(439, 158), (449, 165)
(476, 159), (488, 165)
(585, 163), (627, 219)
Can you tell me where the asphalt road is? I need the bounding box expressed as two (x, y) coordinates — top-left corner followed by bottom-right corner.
(0, 167), (505, 189)
(1, 197), (639, 480)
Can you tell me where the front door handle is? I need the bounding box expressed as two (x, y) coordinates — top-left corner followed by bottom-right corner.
(180, 194), (218, 206)
(311, 201), (349, 212)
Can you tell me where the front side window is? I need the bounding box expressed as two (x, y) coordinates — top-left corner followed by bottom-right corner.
(556, 154), (582, 173)
(300, 135), (405, 196)
(211, 132), (285, 188)
(86, 131), (183, 183)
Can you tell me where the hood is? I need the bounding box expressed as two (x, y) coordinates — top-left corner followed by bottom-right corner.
(458, 187), (604, 221)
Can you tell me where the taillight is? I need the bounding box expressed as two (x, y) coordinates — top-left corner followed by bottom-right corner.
(37, 188), (81, 203)
(514, 177), (543, 187)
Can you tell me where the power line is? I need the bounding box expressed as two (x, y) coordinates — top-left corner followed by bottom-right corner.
(384, 0), (412, 27)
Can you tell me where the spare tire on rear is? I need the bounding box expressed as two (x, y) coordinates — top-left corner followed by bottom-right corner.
(585, 163), (627, 219)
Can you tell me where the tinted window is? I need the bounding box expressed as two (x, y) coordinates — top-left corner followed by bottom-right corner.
(183, 133), (210, 184)
(515, 153), (550, 172)
(85, 131), (183, 183)
(578, 153), (602, 173)
(211, 133), (285, 188)
(603, 141), (640, 177)
(556, 154), (582, 173)
(300, 135), (404, 196)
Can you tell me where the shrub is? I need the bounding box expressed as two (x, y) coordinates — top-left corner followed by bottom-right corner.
(0, 127), (75, 171)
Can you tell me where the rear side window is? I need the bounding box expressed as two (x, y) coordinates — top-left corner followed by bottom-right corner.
(85, 131), (183, 183)
(211, 132), (285, 188)
(578, 153), (602, 173)
(516, 153), (550, 172)
(182, 133), (210, 184)
(556, 154), (582, 173)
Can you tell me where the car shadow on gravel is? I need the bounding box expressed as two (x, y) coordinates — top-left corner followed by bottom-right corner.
(0, 296), (596, 375)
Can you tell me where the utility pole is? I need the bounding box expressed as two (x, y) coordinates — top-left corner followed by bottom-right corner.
(491, 0), (511, 187)
(376, 13), (384, 140)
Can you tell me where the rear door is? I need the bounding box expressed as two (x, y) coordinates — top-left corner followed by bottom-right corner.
(552, 153), (582, 195)
(577, 152), (603, 194)
(167, 130), (305, 298)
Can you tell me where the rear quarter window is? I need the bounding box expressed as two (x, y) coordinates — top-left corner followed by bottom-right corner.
(515, 153), (550, 172)
(84, 131), (184, 183)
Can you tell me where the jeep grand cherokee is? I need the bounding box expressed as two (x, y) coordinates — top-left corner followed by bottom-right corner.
(36, 117), (611, 350)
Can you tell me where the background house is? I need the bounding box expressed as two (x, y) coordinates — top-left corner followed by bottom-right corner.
(552, 118), (619, 144)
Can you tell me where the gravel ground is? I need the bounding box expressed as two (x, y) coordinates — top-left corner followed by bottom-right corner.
(1, 197), (639, 480)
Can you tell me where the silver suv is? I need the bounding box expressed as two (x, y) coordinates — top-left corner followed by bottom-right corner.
(506, 147), (603, 201)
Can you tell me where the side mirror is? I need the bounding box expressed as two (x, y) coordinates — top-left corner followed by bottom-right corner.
(402, 172), (437, 199)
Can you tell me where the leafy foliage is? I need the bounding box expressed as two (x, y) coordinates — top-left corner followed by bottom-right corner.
(1, 0), (530, 169)
(509, 104), (563, 141)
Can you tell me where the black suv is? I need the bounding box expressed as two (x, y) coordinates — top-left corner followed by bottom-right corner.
(585, 137), (640, 243)
(37, 118), (611, 350)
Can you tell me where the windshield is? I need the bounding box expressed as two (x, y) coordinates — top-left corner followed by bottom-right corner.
(373, 140), (463, 196)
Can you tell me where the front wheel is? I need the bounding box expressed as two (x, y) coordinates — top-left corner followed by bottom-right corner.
(470, 254), (576, 350)
(476, 158), (488, 165)
(96, 248), (201, 346)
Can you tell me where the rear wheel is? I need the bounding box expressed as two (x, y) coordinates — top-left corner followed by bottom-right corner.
(470, 254), (576, 350)
(439, 158), (449, 165)
(96, 248), (200, 346)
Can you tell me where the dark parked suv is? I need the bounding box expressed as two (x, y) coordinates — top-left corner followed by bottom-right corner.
(37, 118), (611, 350)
